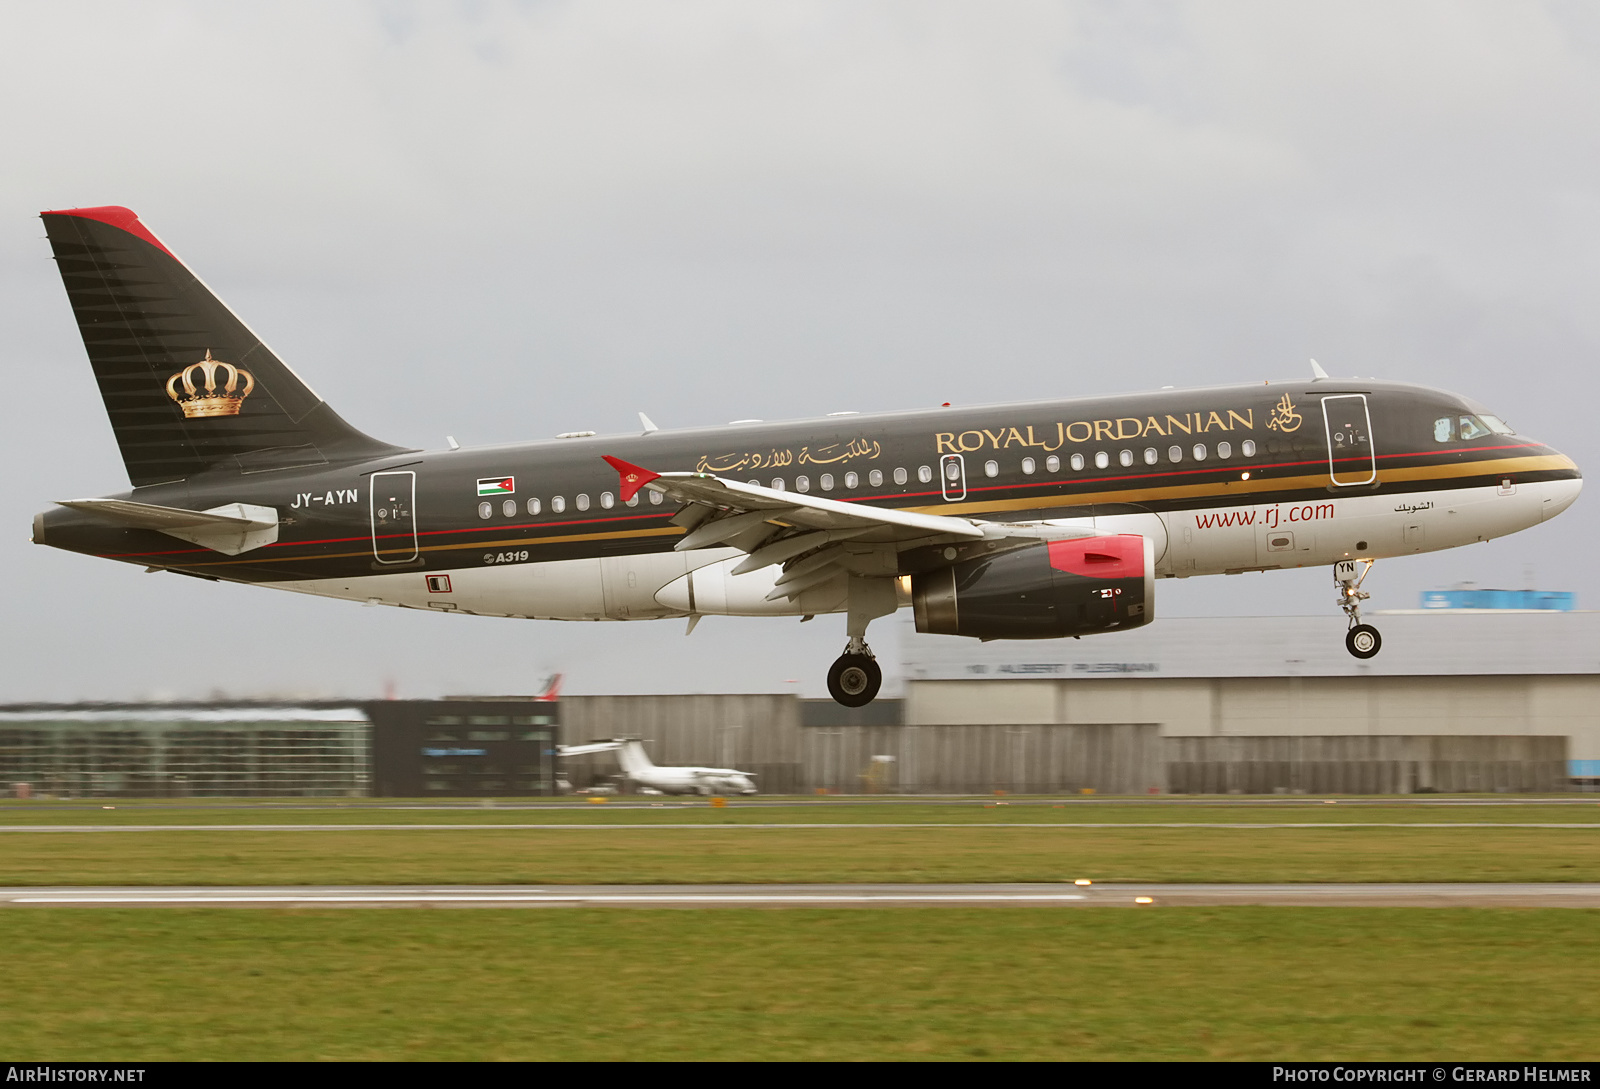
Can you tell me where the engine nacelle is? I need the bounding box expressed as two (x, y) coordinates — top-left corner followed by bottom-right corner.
(911, 534), (1154, 640)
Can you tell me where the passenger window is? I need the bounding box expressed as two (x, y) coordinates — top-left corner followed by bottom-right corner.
(1021, 457), (1035, 475)
(821, 473), (835, 490)
(1168, 446), (1182, 463)
(1241, 440), (1256, 457)
(478, 502), (492, 520)
(625, 494), (639, 507)
(894, 467), (908, 485)
(1192, 444), (1207, 461)
(845, 472), (859, 488)
(648, 491), (662, 505)
(869, 469), (883, 487)
(600, 492), (615, 509)
(984, 460), (999, 477)
(1434, 417), (1454, 442)
(1459, 416), (1491, 441)
(1094, 451), (1109, 469)
(945, 461), (961, 481)
(1217, 442), (1232, 459)
(502, 499), (517, 518)
(526, 498), (541, 516)
(1144, 448), (1158, 465)
(552, 496), (566, 513)
(576, 494), (590, 511)
(795, 475), (810, 493)
(1118, 450), (1133, 467)
(1047, 456), (1060, 472)
(1069, 453), (1083, 471)
(771, 478), (786, 491)
(917, 465), (933, 483)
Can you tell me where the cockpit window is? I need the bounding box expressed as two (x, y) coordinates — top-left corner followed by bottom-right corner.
(1436, 413), (1512, 442)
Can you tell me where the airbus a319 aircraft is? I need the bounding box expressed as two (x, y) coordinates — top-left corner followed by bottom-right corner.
(32, 207), (1582, 705)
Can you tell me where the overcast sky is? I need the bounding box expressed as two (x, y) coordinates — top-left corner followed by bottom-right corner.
(3, 1), (1597, 701)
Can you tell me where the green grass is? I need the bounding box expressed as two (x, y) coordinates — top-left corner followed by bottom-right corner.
(0, 826), (1595, 885)
(1, 907), (1595, 1060)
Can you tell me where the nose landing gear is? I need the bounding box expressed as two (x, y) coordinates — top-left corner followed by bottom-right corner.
(1336, 559), (1382, 659)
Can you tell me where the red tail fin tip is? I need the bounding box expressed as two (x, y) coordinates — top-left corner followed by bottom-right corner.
(602, 456), (660, 502)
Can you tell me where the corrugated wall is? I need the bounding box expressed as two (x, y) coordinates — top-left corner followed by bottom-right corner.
(803, 723), (1165, 794)
(1165, 734), (1569, 794)
(562, 695), (1163, 794)
(559, 694), (1571, 795)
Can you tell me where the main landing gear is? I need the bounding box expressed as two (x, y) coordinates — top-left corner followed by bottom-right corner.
(1336, 559), (1382, 660)
(827, 638), (882, 707)
(827, 577), (896, 707)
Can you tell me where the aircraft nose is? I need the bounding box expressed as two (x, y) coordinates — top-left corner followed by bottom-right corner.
(1541, 474), (1582, 522)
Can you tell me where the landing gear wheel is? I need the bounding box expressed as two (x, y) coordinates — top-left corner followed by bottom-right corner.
(1345, 624), (1382, 660)
(827, 653), (882, 707)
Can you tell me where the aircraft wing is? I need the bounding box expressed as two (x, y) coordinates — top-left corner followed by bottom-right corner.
(603, 456), (986, 600)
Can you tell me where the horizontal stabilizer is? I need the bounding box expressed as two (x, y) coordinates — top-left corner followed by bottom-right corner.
(557, 740), (625, 757)
(57, 498), (279, 556)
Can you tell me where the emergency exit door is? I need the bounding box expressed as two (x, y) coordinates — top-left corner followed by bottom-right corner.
(940, 454), (966, 501)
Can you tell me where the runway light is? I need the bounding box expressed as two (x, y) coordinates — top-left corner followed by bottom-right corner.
(587, 797), (607, 805)
(101, 806), (114, 810)
(1134, 897), (1154, 904)
(1074, 879), (1092, 886)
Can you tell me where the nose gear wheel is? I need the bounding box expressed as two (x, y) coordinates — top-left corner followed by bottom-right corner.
(1334, 559), (1382, 660)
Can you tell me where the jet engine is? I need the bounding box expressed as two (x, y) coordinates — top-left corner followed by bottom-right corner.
(911, 534), (1154, 640)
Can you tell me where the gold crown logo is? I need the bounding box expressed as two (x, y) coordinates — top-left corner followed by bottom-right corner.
(166, 350), (254, 418)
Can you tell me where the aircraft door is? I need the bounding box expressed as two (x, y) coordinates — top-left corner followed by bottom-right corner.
(940, 454), (966, 501)
(370, 470), (418, 564)
(1321, 394), (1376, 486)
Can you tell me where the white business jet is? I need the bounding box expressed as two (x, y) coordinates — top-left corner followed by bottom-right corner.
(558, 738), (758, 796)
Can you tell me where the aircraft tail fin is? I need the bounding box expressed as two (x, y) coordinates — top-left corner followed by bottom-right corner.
(615, 739), (655, 777)
(40, 206), (408, 487)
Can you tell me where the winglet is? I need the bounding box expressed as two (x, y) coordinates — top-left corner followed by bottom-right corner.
(603, 456), (661, 502)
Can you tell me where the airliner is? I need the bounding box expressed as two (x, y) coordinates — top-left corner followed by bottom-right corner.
(31, 206), (1582, 705)
(558, 739), (758, 796)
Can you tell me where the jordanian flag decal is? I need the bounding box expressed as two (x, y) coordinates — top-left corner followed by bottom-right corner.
(477, 476), (515, 496)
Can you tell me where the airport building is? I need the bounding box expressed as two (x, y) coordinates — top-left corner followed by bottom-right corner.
(0, 699), (557, 799)
(1, 612), (1593, 797)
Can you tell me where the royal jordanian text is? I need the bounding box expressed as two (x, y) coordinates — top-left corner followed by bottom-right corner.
(936, 408), (1260, 454)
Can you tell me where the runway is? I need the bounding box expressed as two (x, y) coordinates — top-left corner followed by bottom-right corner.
(2, 822), (1597, 831)
(5, 883), (1600, 908)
